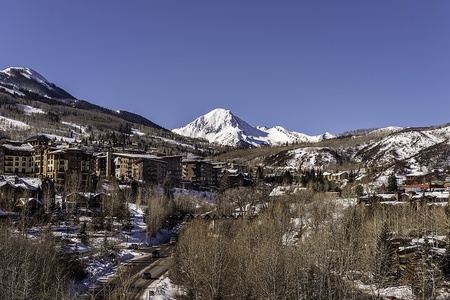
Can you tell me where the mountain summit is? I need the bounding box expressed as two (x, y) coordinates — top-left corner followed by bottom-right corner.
(0, 67), (166, 130)
(172, 108), (334, 147)
(0, 67), (75, 99)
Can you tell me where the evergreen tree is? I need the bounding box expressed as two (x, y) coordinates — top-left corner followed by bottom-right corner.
(348, 170), (356, 183)
(387, 173), (398, 192)
(78, 220), (89, 245)
(354, 184), (364, 197)
(255, 166), (265, 183)
(282, 170), (293, 185)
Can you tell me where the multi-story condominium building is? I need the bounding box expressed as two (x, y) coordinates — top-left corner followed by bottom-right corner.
(1, 141), (35, 176)
(182, 157), (216, 188)
(114, 153), (167, 184)
(0, 137), (93, 189)
(133, 158), (166, 184)
(161, 155), (183, 185)
(25, 135), (52, 148)
(45, 147), (92, 188)
(94, 149), (114, 178)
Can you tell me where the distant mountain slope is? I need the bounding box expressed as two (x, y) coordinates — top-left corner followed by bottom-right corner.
(353, 125), (450, 168)
(0, 67), (74, 99)
(257, 125), (335, 144)
(172, 108), (334, 147)
(0, 67), (166, 131)
(253, 124), (450, 180)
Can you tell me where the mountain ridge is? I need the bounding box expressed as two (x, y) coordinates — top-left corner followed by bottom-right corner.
(0, 67), (166, 131)
(172, 108), (336, 147)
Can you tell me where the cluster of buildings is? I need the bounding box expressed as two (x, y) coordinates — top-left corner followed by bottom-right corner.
(0, 135), (252, 191)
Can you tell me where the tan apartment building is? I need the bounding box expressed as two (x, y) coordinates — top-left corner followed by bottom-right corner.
(1, 142), (35, 176)
(114, 153), (167, 184)
(45, 148), (92, 188)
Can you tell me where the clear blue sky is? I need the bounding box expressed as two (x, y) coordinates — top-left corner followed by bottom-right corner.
(2, 1), (450, 135)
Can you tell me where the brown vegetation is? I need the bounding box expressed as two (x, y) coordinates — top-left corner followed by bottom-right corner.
(171, 190), (450, 299)
(0, 225), (85, 300)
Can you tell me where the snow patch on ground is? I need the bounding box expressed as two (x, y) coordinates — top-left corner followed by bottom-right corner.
(0, 115), (30, 130)
(62, 121), (88, 135)
(141, 276), (179, 300)
(132, 128), (146, 136)
(17, 104), (46, 115)
(0, 85), (25, 96)
(40, 133), (79, 143)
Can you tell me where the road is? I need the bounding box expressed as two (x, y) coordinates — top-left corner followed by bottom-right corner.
(83, 244), (174, 300)
(125, 245), (174, 299)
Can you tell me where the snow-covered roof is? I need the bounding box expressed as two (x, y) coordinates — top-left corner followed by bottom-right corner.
(3, 142), (34, 152)
(411, 191), (449, 200)
(113, 152), (164, 161)
(0, 176), (41, 190)
(377, 193), (396, 200)
(16, 197), (42, 205)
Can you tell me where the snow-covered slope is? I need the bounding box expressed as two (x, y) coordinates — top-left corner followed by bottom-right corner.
(257, 126), (335, 144)
(265, 147), (345, 170)
(256, 124), (450, 177)
(17, 104), (46, 115)
(173, 108), (268, 147)
(0, 67), (74, 99)
(354, 126), (450, 167)
(172, 108), (334, 147)
(366, 126), (403, 137)
(0, 115), (30, 131)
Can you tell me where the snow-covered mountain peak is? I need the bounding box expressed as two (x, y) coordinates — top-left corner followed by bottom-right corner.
(199, 108), (241, 129)
(173, 108), (335, 147)
(321, 132), (336, 140)
(173, 108), (267, 147)
(0, 66), (74, 99)
(2, 67), (51, 88)
(205, 108), (232, 118)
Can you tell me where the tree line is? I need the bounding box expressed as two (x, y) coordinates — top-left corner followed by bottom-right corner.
(171, 189), (450, 299)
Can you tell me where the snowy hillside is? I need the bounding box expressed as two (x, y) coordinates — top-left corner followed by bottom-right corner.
(0, 115), (30, 131)
(172, 108), (334, 147)
(0, 67), (74, 99)
(17, 104), (46, 115)
(249, 124), (450, 179)
(257, 126), (335, 144)
(354, 126), (450, 167)
(264, 147), (345, 170)
(367, 126), (403, 136)
(0, 67), (166, 131)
